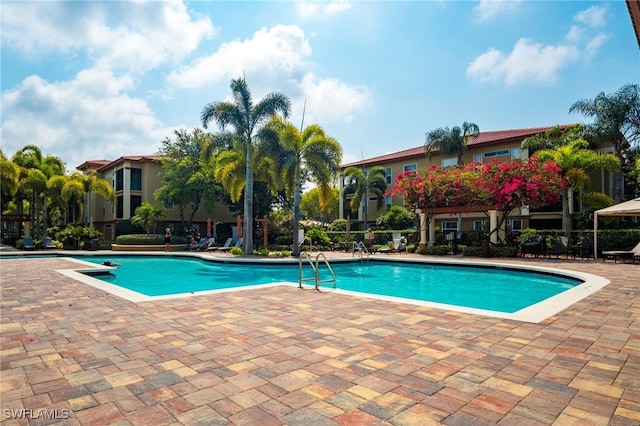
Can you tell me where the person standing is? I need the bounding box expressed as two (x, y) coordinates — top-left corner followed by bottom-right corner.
(165, 227), (171, 252)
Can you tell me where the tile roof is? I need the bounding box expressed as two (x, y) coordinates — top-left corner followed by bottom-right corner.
(341, 124), (576, 168)
(76, 155), (163, 171)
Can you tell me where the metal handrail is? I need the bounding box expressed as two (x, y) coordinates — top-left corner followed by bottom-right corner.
(298, 251), (316, 289)
(298, 251), (336, 290)
(314, 252), (336, 289)
(352, 241), (370, 260)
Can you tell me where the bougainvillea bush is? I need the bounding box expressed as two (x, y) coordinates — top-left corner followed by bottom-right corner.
(387, 155), (566, 242)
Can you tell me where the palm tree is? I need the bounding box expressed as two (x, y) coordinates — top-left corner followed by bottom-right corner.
(425, 122), (480, 237)
(425, 121), (480, 165)
(569, 83), (639, 201)
(536, 139), (620, 235)
(266, 117), (343, 255)
(62, 171), (115, 235)
(131, 202), (166, 235)
(1, 149), (20, 213)
(343, 166), (387, 229)
(201, 77), (290, 254)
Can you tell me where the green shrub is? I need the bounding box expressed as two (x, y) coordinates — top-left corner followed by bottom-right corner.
(254, 248), (270, 256)
(462, 245), (482, 256)
(491, 245), (518, 257)
(230, 247), (244, 255)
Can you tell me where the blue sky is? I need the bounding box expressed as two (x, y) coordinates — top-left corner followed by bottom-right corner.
(1, 0), (638, 171)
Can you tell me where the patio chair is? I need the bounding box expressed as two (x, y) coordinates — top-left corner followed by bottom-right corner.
(545, 236), (569, 258)
(520, 235), (545, 258)
(571, 240), (594, 260)
(194, 237), (215, 251)
(209, 237), (232, 251)
(602, 242), (640, 264)
(218, 238), (242, 252)
(43, 237), (56, 250)
(22, 237), (36, 250)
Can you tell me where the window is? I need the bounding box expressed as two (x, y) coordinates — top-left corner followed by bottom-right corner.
(116, 195), (123, 219)
(130, 168), (142, 191)
(385, 167), (392, 185)
(164, 201), (174, 210)
(115, 169), (123, 191)
(385, 195), (392, 210)
(130, 195), (142, 217)
(484, 149), (510, 158)
(511, 148), (521, 161)
(403, 163), (417, 173)
(473, 153), (482, 163)
(507, 219), (523, 233)
(442, 157), (457, 168)
(441, 221), (458, 231)
(473, 220), (488, 231)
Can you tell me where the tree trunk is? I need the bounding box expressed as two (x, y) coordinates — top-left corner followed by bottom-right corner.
(292, 163), (302, 256)
(244, 139), (254, 254)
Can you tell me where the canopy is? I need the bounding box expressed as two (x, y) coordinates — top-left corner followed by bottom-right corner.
(593, 197), (640, 258)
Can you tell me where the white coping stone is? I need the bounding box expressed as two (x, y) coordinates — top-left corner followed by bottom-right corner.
(54, 255), (610, 323)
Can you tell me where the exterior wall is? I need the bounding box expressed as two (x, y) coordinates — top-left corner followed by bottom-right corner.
(81, 157), (236, 240)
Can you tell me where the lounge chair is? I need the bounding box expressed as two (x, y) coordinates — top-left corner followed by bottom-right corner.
(520, 235), (545, 258)
(43, 237), (56, 249)
(602, 242), (640, 264)
(194, 237), (215, 251)
(209, 237), (232, 251)
(22, 237), (36, 250)
(571, 240), (594, 260)
(218, 238), (242, 252)
(545, 236), (569, 258)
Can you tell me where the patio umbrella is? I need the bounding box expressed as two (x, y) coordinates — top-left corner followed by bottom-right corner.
(236, 215), (242, 238)
(593, 197), (640, 259)
(346, 215), (350, 237)
(206, 218), (212, 238)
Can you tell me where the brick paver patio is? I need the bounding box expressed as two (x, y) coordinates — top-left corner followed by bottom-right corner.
(0, 253), (638, 425)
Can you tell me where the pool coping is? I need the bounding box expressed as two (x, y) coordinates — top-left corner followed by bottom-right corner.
(46, 253), (611, 324)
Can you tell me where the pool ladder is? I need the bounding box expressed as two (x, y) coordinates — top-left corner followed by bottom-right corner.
(298, 251), (336, 290)
(352, 241), (370, 261)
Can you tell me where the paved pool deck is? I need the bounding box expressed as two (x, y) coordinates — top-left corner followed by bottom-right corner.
(0, 252), (638, 425)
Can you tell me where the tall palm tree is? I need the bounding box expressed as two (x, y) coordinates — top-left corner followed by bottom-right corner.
(1, 149), (20, 213)
(425, 122), (480, 165)
(343, 166), (387, 229)
(266, 117), (343, 256)
(425, 122), (480, 236)
(201, 77), (290, 254)
(62, 171), (115, 235)
(536, 139), (620, 235)
(569, 83), (639, 201)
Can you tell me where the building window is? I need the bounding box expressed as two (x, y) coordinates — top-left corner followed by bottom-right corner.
(473, 220), (488, 231)
(403, 163), (417, 172)
(115, 169), (123, 191)
(385, 167), (392, 185)
(441, 221), (458, 231)
(164, 201), (174, 210)
(473, 153), (482, 163)
(442, 157), (457, 168)
(130, 168), (142, 191)
(484, 149), (510, 158)
(130, 195), (142, 217)
(511, 148), (521, 161)
(385, 196), (392, 210)
(116, 195), (123, 219)
(507, 219), (523, 233)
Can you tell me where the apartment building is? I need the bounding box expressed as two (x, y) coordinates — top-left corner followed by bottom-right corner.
(339, 125), (616, 237)
(77, 156), (236, 240)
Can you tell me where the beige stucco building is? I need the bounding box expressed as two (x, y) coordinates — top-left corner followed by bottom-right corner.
(339, 125), (616, 241)
(77, 156), (236, 240)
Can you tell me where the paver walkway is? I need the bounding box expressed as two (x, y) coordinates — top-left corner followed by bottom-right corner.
(0, 254), (638, 425)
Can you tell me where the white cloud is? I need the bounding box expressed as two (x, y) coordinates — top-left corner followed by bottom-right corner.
(574, 5), (608, 28)
(1, 1), (216, 73)
(473, 0), (522, 21)
(468, 4), (610, 86)
(295, 1), (352, 20)
(466, 39), (580, 86)
(1, 70), (171, 170)
(297, 74), (371, 124)
(168, 25), (312, 88)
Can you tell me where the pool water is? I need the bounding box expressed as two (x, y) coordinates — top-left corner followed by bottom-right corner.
(78, 256), (582, 314)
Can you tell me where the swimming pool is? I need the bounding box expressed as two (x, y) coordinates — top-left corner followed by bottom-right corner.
(50, 253), (610, 323)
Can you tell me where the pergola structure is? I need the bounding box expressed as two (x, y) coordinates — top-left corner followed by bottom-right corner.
(593, 197), (640, 259)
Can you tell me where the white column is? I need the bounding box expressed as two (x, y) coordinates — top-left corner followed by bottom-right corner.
(428, 215), (436, 247)
(419, 213), (427, 247)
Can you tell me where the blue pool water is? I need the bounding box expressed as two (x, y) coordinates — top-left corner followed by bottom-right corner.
(77, 255), (582, 313)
